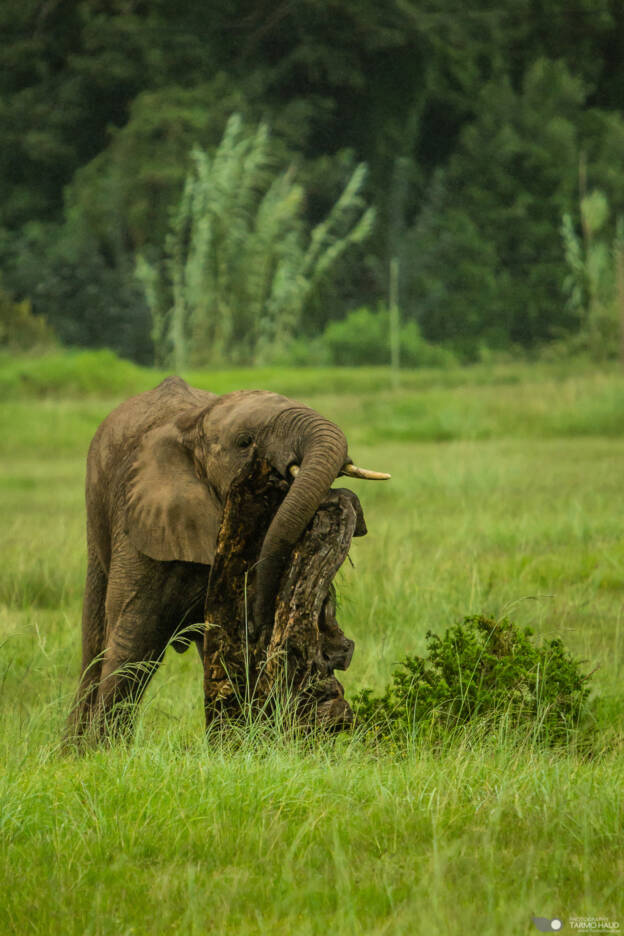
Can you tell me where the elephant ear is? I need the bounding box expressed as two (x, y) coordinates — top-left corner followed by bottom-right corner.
(125, 421), (220, 565)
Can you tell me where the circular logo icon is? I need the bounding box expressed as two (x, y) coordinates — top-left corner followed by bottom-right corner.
(551, 921), (562, 932)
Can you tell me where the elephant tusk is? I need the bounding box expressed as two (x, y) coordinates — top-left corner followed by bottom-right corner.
(340, 463), (391, 481)
(291, 461), (391, 481)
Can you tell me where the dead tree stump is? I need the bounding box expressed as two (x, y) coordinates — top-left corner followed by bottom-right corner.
(203, 453), (362, 730)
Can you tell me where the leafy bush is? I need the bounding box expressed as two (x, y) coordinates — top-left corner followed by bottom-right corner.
(322, 307), (388, 365)
(269, 335), (331, 367)
(352, 615), (592, 745)
(321, 306), (457, 367)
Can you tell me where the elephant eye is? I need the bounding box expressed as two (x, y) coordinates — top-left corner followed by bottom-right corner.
(236, 432), (253, 449)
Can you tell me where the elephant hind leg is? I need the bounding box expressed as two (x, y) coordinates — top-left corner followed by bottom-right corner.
(89, 624), (166, 740)
(91, 561), (173, 739)
(65, 553), (108, 743)
(74, 543), (205, 742)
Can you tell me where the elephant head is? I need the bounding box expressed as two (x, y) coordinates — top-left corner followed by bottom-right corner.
(124, 386), (389, 635)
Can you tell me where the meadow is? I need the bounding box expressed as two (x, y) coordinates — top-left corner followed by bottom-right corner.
(0, 353), (623, 934)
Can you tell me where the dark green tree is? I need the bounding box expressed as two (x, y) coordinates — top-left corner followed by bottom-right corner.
(2, 223), (152, 363)
(405, 59), (624, 356)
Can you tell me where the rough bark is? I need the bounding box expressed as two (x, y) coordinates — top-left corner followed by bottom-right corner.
(203, 453), (360, 730)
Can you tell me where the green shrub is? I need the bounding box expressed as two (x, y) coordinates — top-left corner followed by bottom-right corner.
(323, 307), (389, 365)
(268, 335), (331, 367)
(352, 615), (593, 745)
(321, 306), (457, 367)
(399, 319), (458, 368)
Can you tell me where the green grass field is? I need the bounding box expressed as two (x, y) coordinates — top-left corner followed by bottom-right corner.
(1, 354), (623, 934)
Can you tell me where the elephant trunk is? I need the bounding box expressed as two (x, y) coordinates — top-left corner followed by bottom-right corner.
(254, 409), (348, 636)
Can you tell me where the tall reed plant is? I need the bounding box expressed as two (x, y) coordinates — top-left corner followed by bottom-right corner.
(137, 115), (375, 368)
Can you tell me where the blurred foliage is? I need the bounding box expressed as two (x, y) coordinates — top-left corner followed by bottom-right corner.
(560, 190), (624, 359)
(1, 222), (152, 363)
(0, 285), (55, 351)
(321, 307), (456, 368)
(2, 1), (624, 362)
(65, 78), (252, 259)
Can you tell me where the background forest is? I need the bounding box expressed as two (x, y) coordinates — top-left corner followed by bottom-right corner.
(2, 0), (624, 366)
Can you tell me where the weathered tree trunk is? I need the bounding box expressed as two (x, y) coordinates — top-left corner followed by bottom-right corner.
(203, 454), (361, 730)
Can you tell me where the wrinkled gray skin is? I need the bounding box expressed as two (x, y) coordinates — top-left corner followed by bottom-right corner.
(68, 376), (358, 740)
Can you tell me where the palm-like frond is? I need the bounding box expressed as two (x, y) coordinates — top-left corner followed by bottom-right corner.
(136, 114), (375, 367)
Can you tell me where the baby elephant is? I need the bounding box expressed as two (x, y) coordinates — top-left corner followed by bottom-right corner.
(67, 376), (389, 741)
